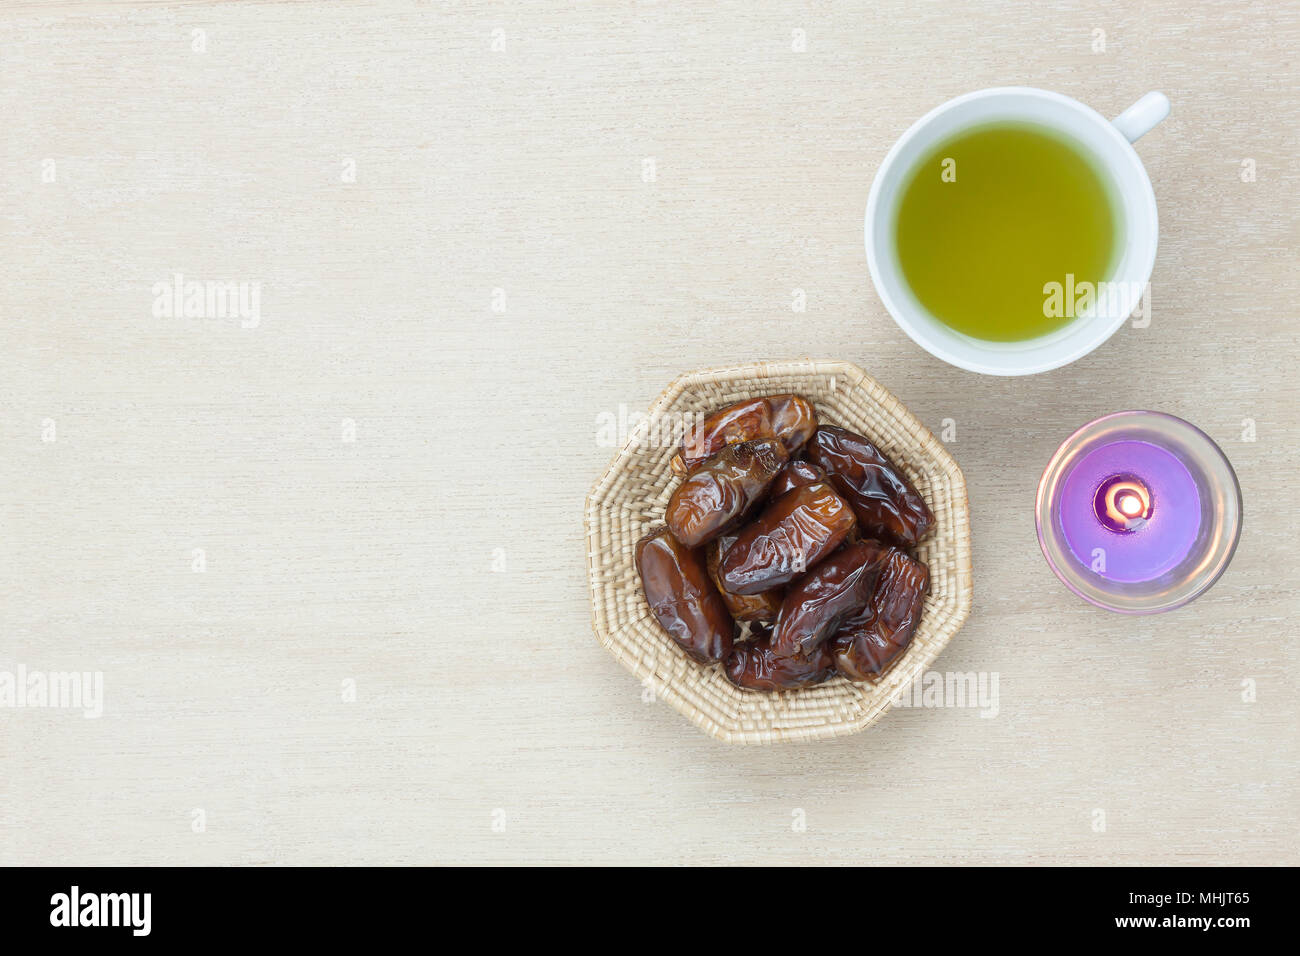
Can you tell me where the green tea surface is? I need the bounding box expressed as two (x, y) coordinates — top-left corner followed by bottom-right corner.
(894, 123), (1118, 342)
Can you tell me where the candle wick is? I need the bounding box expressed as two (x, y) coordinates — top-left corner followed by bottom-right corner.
(1093, 474), (1153, 533)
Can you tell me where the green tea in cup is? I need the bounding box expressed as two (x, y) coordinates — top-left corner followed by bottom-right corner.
(893, 122), (1120, 342)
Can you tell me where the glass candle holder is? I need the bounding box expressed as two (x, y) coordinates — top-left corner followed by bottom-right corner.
(1036, 411), (1242, 613)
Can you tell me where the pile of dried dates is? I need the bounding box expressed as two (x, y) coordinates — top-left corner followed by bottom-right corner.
(635, 394), (934, 692)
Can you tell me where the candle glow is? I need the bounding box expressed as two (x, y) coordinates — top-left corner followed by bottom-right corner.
(1094, 474), (1153, 533)
(1038, 412), (1241, 611)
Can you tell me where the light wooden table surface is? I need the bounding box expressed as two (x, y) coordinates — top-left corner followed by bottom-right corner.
(2, 0), (1297, 866)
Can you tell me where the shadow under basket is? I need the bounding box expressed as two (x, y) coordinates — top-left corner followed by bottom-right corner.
(584, 360), (973, 744)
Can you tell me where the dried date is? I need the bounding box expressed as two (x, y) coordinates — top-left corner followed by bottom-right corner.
(718, 481), (857, 596)
(724, 627), (835, 692)
(831, 548), (929, 682)
(769, 459), (826, 499)
(665, 438), (787, 547)
(706, 533), (783, 622)
(635, 529), (735, 664)
(673, 394), (818, 474)
(807, 425), (934, 547)
(770, 539), (890, 659)
(768, 394), (818, 461)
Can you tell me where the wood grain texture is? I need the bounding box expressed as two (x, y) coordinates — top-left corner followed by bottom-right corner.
(1, 0), (1297, 865)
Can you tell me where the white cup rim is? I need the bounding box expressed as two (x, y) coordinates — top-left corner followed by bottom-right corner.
(864, 87), (1161, 376)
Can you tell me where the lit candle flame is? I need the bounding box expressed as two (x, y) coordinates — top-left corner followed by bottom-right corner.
(1095, 474), (1153, 532)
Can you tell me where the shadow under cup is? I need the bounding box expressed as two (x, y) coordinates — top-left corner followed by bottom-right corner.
(866, 88), (1159, 376)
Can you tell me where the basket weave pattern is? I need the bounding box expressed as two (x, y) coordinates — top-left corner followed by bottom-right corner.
(585, 360), (973, 744)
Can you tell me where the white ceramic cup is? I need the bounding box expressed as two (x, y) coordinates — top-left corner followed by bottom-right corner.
(865, 87), (1170, 376)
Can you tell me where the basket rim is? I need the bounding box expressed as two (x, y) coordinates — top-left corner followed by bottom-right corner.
(583, 359), (974, 744)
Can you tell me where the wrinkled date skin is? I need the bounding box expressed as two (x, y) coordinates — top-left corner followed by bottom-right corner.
(807, 425), (934, 548)
(635, 529), (735, 664)
(768, 394), (818, 462)
(831, 548), (929, 682)
(672, 394), (818, 474)
(718, 482), (857, 596)
(673, 398), (770, 475)
(769, 459), (825, 499)
(725, 626), (835, 692)
(706, 533), (783, 622)
(665, 438), (787, 547)
(770, 539), (890, 660)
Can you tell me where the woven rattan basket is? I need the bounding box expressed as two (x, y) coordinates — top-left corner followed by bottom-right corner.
(585, 360), (973, 744)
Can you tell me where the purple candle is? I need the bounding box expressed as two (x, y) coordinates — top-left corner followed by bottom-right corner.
(1036, 412), (1242, 613)
(1058, 440), (1201, 583)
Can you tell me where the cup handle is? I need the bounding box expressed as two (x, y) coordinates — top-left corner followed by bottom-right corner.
(1111, 91), (1170, 143)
